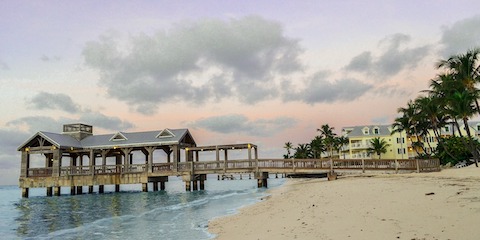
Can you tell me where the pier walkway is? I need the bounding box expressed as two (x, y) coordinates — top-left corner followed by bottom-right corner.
(20, 157), (439, 197)
(17, 123), (440, 197)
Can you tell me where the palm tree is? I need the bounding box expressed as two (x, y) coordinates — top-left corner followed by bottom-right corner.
(414, 94), (457, 160)
(367, 137), (391, 159)
(436, 49), (480, 167)
(283, 142), (293, 159)
(445, 90), (479, 166)
(392, 100), (426, 156)
(310, 136), (325, 159)
(293, 143), (312, 159)
(437, 48), (480, 116)
(317, 124), (337, 158)
(334, 136), (349, 159)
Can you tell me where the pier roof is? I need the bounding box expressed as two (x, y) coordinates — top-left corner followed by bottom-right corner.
(17, 128), (195, 151)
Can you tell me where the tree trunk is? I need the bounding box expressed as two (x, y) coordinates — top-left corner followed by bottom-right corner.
(463, 118), (479, 167)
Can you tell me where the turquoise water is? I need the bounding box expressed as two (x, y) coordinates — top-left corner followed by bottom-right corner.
(0, 175), (284, 239)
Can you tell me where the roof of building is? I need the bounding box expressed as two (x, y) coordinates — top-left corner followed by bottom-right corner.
(17, 128), (195, 151)
(342, 125), (392, 137)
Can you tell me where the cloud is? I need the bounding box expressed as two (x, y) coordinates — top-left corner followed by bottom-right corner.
(439, 15), (480, 57)
(188, 114), (297, 137)
(7, 114), (134, 134)
(345, 33), (431, 79)
(283, 71), (373, 104)
(40, 55), (61, 62)
(27, 92), (81, 113)
(7, 116), (66, 133)
(0, 129), (30, 153)
(79, 111), (135, 130)
(82, 16), (303, 113)
(372, 85), (411, 98)
(23, 92), (135, 131)
(0, 129), (30, 182)
(0, 60), (8, 70)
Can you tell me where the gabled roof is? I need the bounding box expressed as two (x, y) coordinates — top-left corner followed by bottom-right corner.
(156, 128), (175, 138)
(343, 125), (392, 137)
(17, 131), (83, 151)
(81, 128), (193, 148)
(109, 132), (128, 141)
(18, 128), (196, 151)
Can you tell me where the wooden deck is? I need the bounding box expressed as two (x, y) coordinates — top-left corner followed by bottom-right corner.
(25, 158), (440, 177)
(20, 158), (440, 197)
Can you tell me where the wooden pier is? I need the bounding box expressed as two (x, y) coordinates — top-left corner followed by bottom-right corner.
(18, 124), (440, 197)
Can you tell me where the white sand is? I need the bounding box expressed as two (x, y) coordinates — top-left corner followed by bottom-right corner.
(209, 166), (480, 240)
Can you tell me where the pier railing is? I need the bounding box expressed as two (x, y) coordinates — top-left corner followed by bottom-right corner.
(25, 158), (440, 177)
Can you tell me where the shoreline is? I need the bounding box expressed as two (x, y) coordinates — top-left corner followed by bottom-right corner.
(208, 166), (480, 240)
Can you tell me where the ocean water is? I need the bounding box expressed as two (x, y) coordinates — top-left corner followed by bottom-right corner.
(0, 175), (285, 240)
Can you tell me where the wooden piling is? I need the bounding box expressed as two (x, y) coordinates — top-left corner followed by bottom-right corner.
(54, 187), (60, 196)
(46, 187), (53, 196)
(142, 183), (148, 192)
(98, 185), (104, 193)
(88, 186), (93, 194)
(22, 188), (29, 198)
(115, 184), (120, 192)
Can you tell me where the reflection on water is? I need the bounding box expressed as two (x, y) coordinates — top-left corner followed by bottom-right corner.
(15, 192), (147, 238)
(6, 176), (285, 239)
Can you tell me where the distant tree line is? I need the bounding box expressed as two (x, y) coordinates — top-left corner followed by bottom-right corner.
(284, 124), (349, 159)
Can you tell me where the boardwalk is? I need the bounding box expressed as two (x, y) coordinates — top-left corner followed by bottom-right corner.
(17, 123), (440, 197)
(21, 157), (440, 197)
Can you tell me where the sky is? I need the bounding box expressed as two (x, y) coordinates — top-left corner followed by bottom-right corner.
(1, 1), (480, 185)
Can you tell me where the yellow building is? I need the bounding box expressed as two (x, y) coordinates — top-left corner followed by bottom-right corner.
(341, 125), (411, 159)
(337, 121), (480, 160)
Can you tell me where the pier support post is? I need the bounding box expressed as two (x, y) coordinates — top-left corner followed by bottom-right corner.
(22, 188), (29, 198)
(115, 184), (120, 192)
(70, 186), (76, 195)
(255, 172), (268, 188)
(142, 183), (148, 192)
(192, 180), (198, 191)
(185, 181), (191, 191)
(362, 159), (365, 173)
(76, 186), (83, 194)
(327, 171), (338, 181)
(46, 187), (53, 197)
(99, 185), (104, 193)
(88, 186), (94, 194)
(153, 182), (159, 191)
(160, 181), (166, 190)
(200, 180), (205, 190)
(395, 159), (399, 174)
(54, 187), (61, 196)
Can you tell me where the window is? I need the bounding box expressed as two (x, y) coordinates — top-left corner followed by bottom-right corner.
(445, 126), (449, 132)
(373, 127), (379, 135)
(396, 137), (405, 144)
(363, 127), (369, 135)
(397, 148), (406, 154)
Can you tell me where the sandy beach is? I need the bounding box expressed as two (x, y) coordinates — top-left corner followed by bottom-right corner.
(209, 166), (480, 240)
